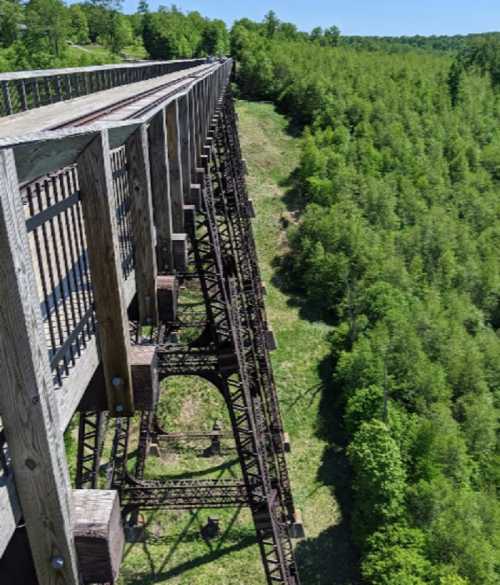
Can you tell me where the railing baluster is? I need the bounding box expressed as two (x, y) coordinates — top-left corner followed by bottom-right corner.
(1, 80), (12, 115)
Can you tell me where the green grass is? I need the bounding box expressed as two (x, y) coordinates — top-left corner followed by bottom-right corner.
(67, 42), (148, 66)
(122, 43), (149, 60)
(67, 44), (120, 65)
(117, 100), (357, 584)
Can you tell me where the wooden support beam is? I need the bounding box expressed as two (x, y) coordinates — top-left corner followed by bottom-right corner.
(126, 125), (158, 326)
(77, 131), (133, 416)
(172, 233), (188, 272)
(188, 89), (198, 182)
(177, 93), (192, 208)
(148, 108), (173, 272)
(0, 148), (79, 584)
(247, 199), (256, 218)
(195, 82), (203, 156)
(183, 204), (196, 231)
(265, 328), (278, 351)
(130, 345), (159, 411)
(77, 351), (159, 413)
(73, 490), (124, 584)
(188, 183), (201, 208)
(157, 275), (178, 322)
(290, 510), (305, 539)
(283, 432), (291, 453)
(165, 99), (184, 233)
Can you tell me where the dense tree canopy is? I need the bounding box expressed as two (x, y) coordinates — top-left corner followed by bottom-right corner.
(0, 0), (229, 71)
(233, 16), (500, 585)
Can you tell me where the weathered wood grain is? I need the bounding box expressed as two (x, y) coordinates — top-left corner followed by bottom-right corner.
(188, 88), (198, 182)
(73, 489), (124, 584)
(157, 275), (178, 323)
(130, 345), (159, 411)
(148, 108), (173, 272)
(77, 131), (134, 416)
(126, 125), (158, 326)
(165, 99), (184, 233)
(0, 148), (79, 584)
(177, 93), (192, 208)
(172, 232), (188, 272)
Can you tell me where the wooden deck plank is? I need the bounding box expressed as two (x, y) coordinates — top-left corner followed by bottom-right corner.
(0, 63), (214, 140)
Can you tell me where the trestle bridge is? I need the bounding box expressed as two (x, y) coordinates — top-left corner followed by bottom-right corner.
(0, 57), (302, 585)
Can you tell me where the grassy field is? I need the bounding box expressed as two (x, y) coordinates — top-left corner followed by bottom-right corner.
(117, 100), (358, 585)
(66, 42), (147, 65)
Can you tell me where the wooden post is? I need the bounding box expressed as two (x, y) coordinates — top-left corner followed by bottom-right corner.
(189, 88), (198, 182)
(148, 108), (173, 272)
(73, 490), (124, 584)
(1, 80), (13, 115)
(77, 131), (134, 416)
(177, 93), (192, 208)
(126, 125), (159, 326)
(165, 99), (184, 233)
(130, 346), (159, 410)
(172, 233), (188, 271)
(195, 82), (203, 158)
(157, 275), (178, 323)
(0, 148), (80, 585)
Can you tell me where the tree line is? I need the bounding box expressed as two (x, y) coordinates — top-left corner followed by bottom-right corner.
(232, 14), (500, 585)
(0, 0), (229, 71)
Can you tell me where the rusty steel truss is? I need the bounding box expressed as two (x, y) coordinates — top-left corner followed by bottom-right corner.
(75, 91), (301, 585)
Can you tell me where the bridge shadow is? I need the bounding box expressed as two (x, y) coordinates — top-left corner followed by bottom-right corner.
(124, 533), (256, 584)
(123, 504), (256, 584)
(269, 160), (361, 583)
(295, 356), (360, 585)
(140, 457), (241, 482)
(122, 458), (252, 582)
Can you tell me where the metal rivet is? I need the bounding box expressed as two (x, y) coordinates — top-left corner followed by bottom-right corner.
(51, 556), (64, 570)
(112, 377), (123, 388)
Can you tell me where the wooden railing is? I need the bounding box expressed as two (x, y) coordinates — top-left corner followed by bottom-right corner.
(0, 58), (232, 583)
(0, 58), (207, 117)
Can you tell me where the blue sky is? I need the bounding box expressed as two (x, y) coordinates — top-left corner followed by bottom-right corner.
(120, 0), (498, 36)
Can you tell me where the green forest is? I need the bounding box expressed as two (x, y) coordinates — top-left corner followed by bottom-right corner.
(232, 14), (500, 585)
(1, 4), (499, 585)
(0, 0), (230, 70)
